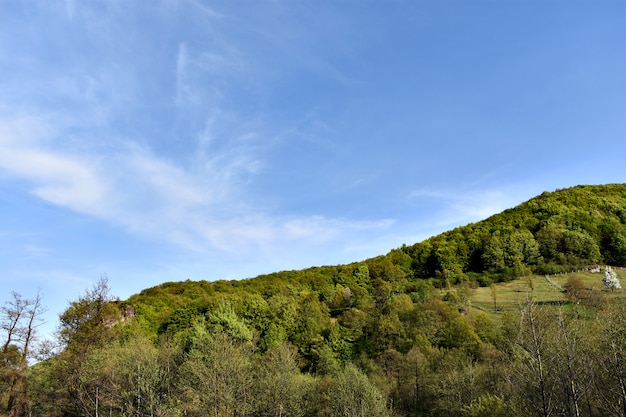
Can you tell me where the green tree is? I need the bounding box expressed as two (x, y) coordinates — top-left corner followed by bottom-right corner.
(108, 333), (179, 417)
(292, 292), (330, 362)
(206, 303), (253, 344)
(599, 217), (626, 265)
(462, 394), (508, 417)
(353, 264), (370, 287)
(429, 349), (481, 417)
(397, 347), (427, 413)
(328, 363), (389, 417)
(178, 321), (253, 417)
(482, 233), (506, 272)
(253, 342), (310, 417)
(54, 276), (121, 417)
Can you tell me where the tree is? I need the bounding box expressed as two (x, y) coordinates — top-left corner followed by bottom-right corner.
(178, 321), (253, 417)
(1, 293), (28, 355)
(600, 221), (626, 265)
(58, 276), (118, 349)
(54, 276), (121, 417)
(603, 266), (622, 291)
(462, 394), (508, 417)
(328, 363), (389, 417)
(564, 276), (589, 304)
(109, 332), (180, 417)
(397, 347), (427, 413)
(595, 299), (626, 417)
(490, 284), (498, 313)
(253, 342), (310, 417)
(506, 298), (557, 417)
(549, 311), (596, 417)
(1, 290), (46, 417)
(206, 303), (253, 344)
(427, 348), (484, 417)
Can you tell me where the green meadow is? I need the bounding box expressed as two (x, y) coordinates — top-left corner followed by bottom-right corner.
(470, 269), (625, 319)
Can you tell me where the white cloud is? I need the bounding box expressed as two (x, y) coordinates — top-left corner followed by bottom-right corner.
(0, 113), (391, 259)
(281, 216), (393, 242)
(0, 117), (109, 214)
(175, 42), (192, 107)
(0, 1), (396, 266)
(23, 244), (53, 259)
(186, 0), (222, 19)
(175, 39), (244, 110)
(409, 188), (522, 227)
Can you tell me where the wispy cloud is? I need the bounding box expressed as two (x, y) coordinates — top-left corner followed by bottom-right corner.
(186, 0), (222, 19)
(175, 37), (245, 110)
(0, 112), (390, 257)
(409, 188), (523, 227)
(23, 244), (54, 260)
(0, 1), (397, 266)
(0, 117), (109, 214)
(64, 0), (76, 20)
(175, 42), (195, 107)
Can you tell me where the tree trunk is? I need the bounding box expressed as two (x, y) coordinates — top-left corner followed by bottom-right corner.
(527, 302), (550, 417)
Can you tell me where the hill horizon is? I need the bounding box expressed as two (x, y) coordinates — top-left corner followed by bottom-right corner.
(130, 183), (626, 298)
(5, 182), (626, 417)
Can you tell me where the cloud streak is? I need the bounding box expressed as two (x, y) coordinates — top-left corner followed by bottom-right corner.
(409, 188), (523, 227)
(0, 1), (402, 272)
(0, 117), (109, 214)
(0, 111), (391, 257)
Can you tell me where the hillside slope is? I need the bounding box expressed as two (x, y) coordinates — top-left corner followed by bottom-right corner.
(18, 183), (626, 417)
(128, 183), (626, 331)
(403, 183), (626, 282)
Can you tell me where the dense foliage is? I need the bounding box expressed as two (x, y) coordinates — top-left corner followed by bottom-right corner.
(4, 183), (626, 417)
(404, 183), (626, 282)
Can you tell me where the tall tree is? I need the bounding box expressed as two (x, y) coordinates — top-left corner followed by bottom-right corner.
(328, 363), (389, 417)
(1, 290), (46, 417)
(178, 321), (253, 417)
(55, 276), (121, 417)
(110, 333), (179, 417)
(595, 300), (626, 417)
(552, 311), (592, 417)
(506, 298), (557, 417)
(253, 342), (310, 417)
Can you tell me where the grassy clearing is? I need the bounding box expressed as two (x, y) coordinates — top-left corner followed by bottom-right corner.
(469, 269), (626, 322)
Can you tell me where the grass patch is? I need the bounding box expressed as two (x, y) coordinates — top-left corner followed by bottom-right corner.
(469, 269), (626, 322)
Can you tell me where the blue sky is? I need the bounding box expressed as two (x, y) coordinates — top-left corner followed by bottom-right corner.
(1, 0), (626, 339)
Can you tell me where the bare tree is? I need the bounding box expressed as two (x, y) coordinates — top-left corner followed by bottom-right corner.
(553, 310), (595, 417)
(595, 300), (626, 417)
(506, 296), (558, 417)
(1, 290), (46, 417)
(1, 292), (28, 355)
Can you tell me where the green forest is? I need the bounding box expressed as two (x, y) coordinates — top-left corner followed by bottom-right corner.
(4, 183), (626, 417)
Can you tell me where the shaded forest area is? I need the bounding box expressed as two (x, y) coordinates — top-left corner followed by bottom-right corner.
(4, 183), (626, 417)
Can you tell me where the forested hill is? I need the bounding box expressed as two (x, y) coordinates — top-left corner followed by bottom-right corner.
(128, 183), (626, 332)
(11, 183), (626, 417)
(404, 182), (626, 281)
